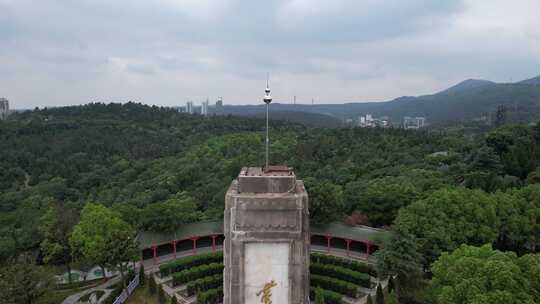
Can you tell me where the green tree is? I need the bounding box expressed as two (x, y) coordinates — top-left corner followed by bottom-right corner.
(39, 200), (79, 283)
(495, 105), (506, 127)
(375, 284), (384, 304)
(469, 146), (503, 173)
(429, 244), (537, 304)
(0, 234), (16, 262)
(0, 258), (55, 304)
(495, 185), (540, 254)
(104, 228), (138, 291)
(535, 122), (540, 143)
(70, 203), (135, 279)
(397, 187), (499, 267)
(376, 227), (422, 302)
(170, 295), (178, 304)
(525, 166), (540, 184)
(356, 177), (419, 227)
(140, 192), (201, 232)
(517, 253), (540, 302)
(305, 178), (345, 224)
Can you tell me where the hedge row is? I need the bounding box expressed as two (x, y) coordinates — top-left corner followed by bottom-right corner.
(310, 274), (358, 298)
(186, 274), (223, 296)
(172, 263), (224, 287)
(311, 252), (377, 277)
(197, 286), (223, 304)
(311, 263), (370, 287)
(159, 252), (223, 277)
(310, 287), (343, 304)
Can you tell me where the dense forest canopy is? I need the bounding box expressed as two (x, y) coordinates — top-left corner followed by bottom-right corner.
(1, 102), (539, 303)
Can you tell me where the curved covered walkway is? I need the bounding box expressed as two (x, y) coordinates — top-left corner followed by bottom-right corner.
(137, 221), (389, 266)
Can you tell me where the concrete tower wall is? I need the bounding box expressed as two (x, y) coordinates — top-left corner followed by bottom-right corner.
(224, 167), (310, 304)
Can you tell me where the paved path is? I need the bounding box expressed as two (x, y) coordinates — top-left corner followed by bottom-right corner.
(61, 275), (121, 304)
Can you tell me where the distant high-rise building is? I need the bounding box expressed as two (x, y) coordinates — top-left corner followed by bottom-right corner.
(186, 101), (194, 114)
(216, 97), (223, 107)
(403, 116), (426, 129)
(0, 98), (9, 120)
(202, 99), (209, 116)
(358, 113), (390, 128)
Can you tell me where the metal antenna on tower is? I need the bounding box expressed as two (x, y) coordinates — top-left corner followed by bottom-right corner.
(263, 73), (272, 170)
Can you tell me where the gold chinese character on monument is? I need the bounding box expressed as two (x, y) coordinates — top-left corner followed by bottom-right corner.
(256, 280), (277, 304)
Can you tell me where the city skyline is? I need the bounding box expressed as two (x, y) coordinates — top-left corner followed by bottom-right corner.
(1, 0), (539, 108)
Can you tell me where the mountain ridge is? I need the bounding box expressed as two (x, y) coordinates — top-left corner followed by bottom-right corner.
(216, 75), (540, 124)
(439, 78), (496, 94)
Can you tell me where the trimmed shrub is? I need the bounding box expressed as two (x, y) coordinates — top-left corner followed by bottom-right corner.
(375, 284), (384, 304)
(311, 253), (377, 277)
(186, 274), (223, 296)
(388, 276), (395, 293)
(158, 285), (166, 304)
(314, 287), (325, 304)
(309, 287), (343, 304)
(311, 274), (358, 298)
(139, 264), (146, 287)
(197, 287), (224, 304)
(366, 294), (373, 304)
(387, 291), (398, 304)
(311, 263), (370, 287)
(149, 275), (157, 295)
(159, 252), (223, 277)
(172, 263), (224, 287)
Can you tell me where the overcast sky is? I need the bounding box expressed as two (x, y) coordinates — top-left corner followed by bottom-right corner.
(1, 0), (539, 108)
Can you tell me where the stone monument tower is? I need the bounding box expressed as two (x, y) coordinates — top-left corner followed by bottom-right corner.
(223, 78), (310, 303)
(224, 166), (310, 304)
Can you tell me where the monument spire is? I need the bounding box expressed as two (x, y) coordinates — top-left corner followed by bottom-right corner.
(263, 73), (272, 170)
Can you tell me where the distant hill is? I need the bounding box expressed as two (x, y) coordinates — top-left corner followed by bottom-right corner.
(439, 79), (496, 94)
(217, 75), (540, 125)
(519, 75), (540, 85)
(252, 110), (342, 128)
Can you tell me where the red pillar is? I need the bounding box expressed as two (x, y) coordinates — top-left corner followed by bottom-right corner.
(191, 237), (199, 255)
(365, 241), (372, 256)
(211, 235), (217, 253)
(325, 234), (332, 253)
(346, 239), (351, 256)
(152, 246), (157, 265)
(172, 240), (177, 258)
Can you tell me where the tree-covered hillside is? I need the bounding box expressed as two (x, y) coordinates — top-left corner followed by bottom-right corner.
(1, 102), (540, 304)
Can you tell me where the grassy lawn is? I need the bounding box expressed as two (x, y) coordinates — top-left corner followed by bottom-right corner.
(125, 287), (159, 304)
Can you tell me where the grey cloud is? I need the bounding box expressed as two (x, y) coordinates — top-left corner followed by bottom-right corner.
(0, 0), (538, 108)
